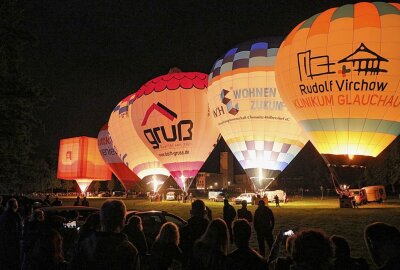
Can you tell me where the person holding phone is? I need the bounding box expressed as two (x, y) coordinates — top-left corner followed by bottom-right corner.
(268, 229), (295, 270)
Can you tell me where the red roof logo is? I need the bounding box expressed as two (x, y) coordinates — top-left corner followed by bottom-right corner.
(141, 102), (178, 126)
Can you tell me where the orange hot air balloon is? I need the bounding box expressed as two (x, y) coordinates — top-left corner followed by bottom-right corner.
(275, 2), (400, 190)
(57, 136), (112, 193)
(108, 93), (170, 192)
(98, 124), (140, 191)
(130, 70), (219, 192)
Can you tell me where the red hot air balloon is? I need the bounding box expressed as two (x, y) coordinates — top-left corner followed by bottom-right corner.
(97, 124), (140, 191)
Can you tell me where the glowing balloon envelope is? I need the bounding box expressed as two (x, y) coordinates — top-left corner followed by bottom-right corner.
(97, 124), (140, 191)
(131, 71), (219, 192)
(57, 136), (112, 192)
(208, 39), (309, 191)
(108, 94), (170, 192)
(275, 2), (400, 166)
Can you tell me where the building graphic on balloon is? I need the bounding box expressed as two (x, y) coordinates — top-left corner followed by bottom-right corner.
(297, 43), (389, 83)
(338, 43), (388, 75)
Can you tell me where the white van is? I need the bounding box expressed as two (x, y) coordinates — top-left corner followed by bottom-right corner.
(361, 186), (386, 202)
(166, 191), (176, 201)
(209, 191), (226, 202)
(264, 190), (285, 202)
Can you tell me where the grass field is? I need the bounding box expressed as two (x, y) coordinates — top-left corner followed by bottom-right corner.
(62, 196), (400, 268)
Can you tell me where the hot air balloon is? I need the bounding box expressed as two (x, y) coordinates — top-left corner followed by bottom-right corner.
(275, 2), (400, 192)
(130, 70), (219, 192)
(108, 94), (170, 193)
(57, 136), (112, 193)
(97, 124), (141, 191)
(208, 39), (309, 191)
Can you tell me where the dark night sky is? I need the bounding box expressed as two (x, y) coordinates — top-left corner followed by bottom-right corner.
(20, 0), (391, 160)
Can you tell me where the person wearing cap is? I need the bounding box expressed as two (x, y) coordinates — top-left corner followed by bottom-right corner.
(253, 199), (275, 257)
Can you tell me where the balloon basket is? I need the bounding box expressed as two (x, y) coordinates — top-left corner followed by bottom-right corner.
(339, 197), (354, 208)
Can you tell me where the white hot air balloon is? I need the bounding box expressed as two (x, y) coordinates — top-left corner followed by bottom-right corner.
(208, 39), (309, 191)
(130, 70), (219, 192)
(109, 94), (170, 192)
(97, 123), (141, 191)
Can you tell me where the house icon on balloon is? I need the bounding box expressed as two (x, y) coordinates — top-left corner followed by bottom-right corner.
(338, 43), (388, 76)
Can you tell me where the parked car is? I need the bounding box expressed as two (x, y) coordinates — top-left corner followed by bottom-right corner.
(40, 206), (99, 228)
(98, 192), (112, 197)
(234, 193), (256, 205)
(125, 210), (187, 246)
(215, 192), (227, 202)
(349, 188), (367, 205)
(166, 191), (175, 201)
(112, 191), (126, 197)
(208, 191), (226, 202)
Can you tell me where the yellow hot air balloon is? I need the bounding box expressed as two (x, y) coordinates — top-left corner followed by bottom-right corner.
(108, 94), (170, 192)
(208, 39), (309, 191)
(275, 2), (400, 189)
(130, 70), (219, 192)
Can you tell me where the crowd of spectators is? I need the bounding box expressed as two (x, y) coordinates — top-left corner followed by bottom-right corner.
(0, 195), (399, 270)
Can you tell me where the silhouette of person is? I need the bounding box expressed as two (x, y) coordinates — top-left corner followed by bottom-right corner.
(364, 222), (400, 270)
(223, 199), (236, 243)
(150, 222), (183, 270)
(81, 197), (89, 207)
(227, 219), (267, 269)
(0, 198), (22, 270)
(72, 200), (139, 269)
(73, 196), (81, 206)
(331, 234), (369, 270)
(274, 194), (280, 207)
(191, 218), (229, 269)
(253, 200), (274, 257)
(291, 228), (333, 270)
(179, 199), (209, 267)
(123, 215), (148, 257)
(237, 200), (252, 223)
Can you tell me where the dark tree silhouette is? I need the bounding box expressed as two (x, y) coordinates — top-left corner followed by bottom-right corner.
(366, 136), (400, 193)
(0, 0), (51, 193)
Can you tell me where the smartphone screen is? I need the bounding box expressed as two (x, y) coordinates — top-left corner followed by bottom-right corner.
(283, 229), (294, 236)
(63, 220), (77, 229)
